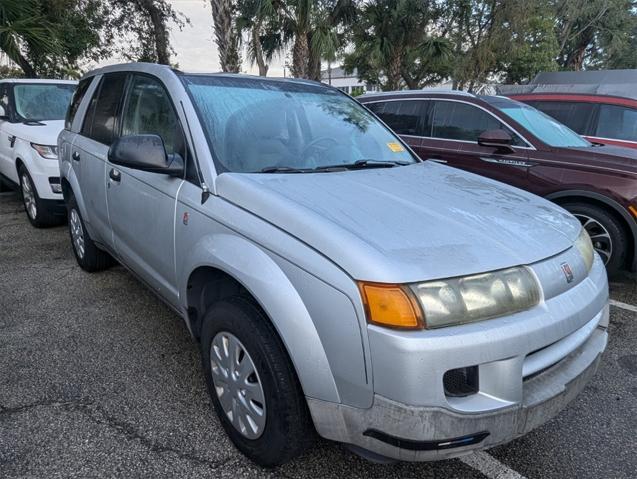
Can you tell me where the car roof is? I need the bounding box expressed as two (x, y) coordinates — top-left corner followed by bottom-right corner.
(81, 62), (323, 88)
(0, 79), (77, 85)
(359, 89), (476, 100)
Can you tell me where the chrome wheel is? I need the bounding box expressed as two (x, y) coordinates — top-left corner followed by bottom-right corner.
(21, 173), (37, 220)
(70, 208), (85, 259)
(574, 213), (612, 265)
(210, 332), (266, 439)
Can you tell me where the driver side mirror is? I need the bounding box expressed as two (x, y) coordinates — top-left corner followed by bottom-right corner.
(108, 134), (184, 177)
(478, 129), (514, 151)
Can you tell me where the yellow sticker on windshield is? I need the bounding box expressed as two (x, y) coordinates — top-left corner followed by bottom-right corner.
(387, 142), (405, 152)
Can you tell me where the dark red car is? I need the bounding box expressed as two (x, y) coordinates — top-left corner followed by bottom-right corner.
(359, 91), (637, 275)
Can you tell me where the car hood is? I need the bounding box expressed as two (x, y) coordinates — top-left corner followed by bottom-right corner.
(216, 162), (581, 283)
(564, 144), (637, 171)
(12, 120), (65, 145)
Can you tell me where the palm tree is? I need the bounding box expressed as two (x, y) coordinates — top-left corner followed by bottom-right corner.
(237, 0), (278, 76)
(210, 0), (241, 72)
(0, 0), (59, 77)
(279, 0), (355, 80)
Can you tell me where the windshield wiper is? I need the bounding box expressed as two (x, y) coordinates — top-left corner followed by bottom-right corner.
(314, 159), (411, 171)
(260, 166), (310, 173)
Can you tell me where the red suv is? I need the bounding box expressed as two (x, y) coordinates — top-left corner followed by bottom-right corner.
(506, 93), (637, 150)
(359, 91), (637, 275)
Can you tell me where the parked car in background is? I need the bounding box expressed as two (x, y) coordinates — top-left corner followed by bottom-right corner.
(0, 79), (77, 226)
(498, 70), (637, 149)
(59, 63), (608, 466)
(359, 91), (637, 276)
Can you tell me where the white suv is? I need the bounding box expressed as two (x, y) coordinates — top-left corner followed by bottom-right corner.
(0, 79), (76, 226)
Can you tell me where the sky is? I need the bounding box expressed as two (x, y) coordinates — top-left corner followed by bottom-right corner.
(104, 0), (288, 76)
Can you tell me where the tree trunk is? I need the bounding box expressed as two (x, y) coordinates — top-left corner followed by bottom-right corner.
(252, 23), (268, 76)
(210, 0), (241, 72)
(14, 51), (37, 78)
(564, 30), (593, 70)
(139, 0), (171, 64)
(291, 31), (309, 78)
(385, 53), (402, 91)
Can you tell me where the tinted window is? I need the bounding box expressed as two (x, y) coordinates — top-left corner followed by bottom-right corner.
(430, 100), (524, 146)
(83, 73), (127, 145)
(121, 75), (184, 157)
(0, 84), (10, 118)
(183, 75), (416, 173)
(65, 78), (92, 130)
(367, 100), (424, 135)
(527, 101), (595, 135)
(596, 104), (637, 142)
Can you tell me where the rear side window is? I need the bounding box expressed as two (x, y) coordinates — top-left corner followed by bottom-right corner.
(527, 101), (595, 135)
(595, 104), (637, 142)
(367, 100), (425, 135)
(81, 73), (128, 145)
(65, 78), (91, 130)
(430, 100), (524, 146)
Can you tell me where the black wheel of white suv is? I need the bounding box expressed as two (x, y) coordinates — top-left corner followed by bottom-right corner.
(67, 194), (113, 272)
(18, 165), (58, 228)
(561, 202), (627, 277)
(200, 296), (315, 467)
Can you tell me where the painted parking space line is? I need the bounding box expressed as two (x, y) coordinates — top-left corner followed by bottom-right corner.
(460, 451), (527, 479)
(609, 299), (637, 313)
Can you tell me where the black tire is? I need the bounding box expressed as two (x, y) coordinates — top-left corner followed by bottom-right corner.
(200, 296), (315, 467)
(18, 165), (59, 227)
(66, 194), (113, 272)
(561, 202), (628, 277)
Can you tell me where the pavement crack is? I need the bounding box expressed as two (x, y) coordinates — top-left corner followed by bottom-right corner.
(80, 405), (233, 469)
(0, 398), (93, 416)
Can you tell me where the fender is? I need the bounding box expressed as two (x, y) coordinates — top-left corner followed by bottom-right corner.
(179, 233), (341, 403)
(546, 189), (637, 270)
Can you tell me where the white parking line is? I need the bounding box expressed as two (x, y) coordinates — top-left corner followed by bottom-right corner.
(609, 299), (637, 313)
(460, 451), (527, 479)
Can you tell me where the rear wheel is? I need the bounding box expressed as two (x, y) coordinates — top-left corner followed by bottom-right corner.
(18, 165), (58, 227)
(200, 296), (315, 467)
(561, 202), (628, 276)
(67, 194), (113, 272)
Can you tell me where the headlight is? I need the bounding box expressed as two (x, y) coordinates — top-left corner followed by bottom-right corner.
(31, 143), (58, 159)
(574, 228), (594, 272)
(410, 267), (540, 329)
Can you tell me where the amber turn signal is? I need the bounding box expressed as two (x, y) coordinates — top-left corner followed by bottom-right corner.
(358, 282), (424, 329)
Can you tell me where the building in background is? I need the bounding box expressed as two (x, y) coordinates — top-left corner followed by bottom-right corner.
(321, 66), (379, 95)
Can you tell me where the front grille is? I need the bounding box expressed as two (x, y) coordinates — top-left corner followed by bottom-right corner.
(443, 366), (479, 397)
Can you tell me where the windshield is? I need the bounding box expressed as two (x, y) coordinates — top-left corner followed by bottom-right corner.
(13, 83), (76, 121)
(182, 75), (416, 173)
(483, 96), (590, 148)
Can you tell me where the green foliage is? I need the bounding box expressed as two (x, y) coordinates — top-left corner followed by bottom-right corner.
(344, 0), (451, 90)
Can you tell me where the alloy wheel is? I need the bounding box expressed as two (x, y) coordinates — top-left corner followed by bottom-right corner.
(21, 174), (37, 220)
(70, 209), (85, 259)
(210, 332), (266, 439)
(574, 213), (612, 265)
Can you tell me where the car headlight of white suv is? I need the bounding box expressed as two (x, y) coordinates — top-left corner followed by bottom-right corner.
(31, 143), (58, 160)
(574, 227), (594, 272)
(409, 267), (541, 329)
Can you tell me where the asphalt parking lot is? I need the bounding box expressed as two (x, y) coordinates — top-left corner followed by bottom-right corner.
(1, 189), (636, 479)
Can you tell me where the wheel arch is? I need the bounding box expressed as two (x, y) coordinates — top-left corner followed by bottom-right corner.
(546, 189), (636, 270)
(182, 235), (341, 403)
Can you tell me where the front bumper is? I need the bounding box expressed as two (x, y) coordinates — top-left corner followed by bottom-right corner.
(308, 249), (609, 461)
(308, 316), (607, 461)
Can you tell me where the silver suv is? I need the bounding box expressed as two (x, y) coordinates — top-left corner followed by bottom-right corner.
(58, 63), (609, 466)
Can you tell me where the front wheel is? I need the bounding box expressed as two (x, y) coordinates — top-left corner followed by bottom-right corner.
(19, 165), (58, 227)
(562, 202), (628, 277)
(200, 296), (315, 467)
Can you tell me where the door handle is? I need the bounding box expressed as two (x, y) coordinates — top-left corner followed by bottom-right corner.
(72, 151), (80, 161)
(109, 168), (121, 182)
